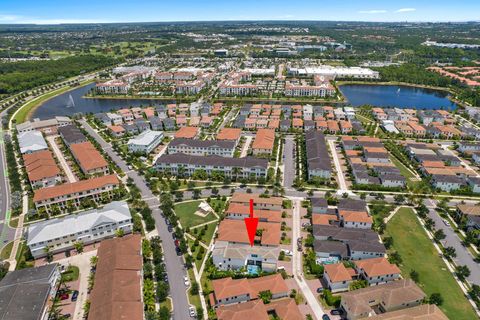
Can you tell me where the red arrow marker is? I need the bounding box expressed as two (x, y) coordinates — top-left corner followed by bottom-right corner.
(244, 199), (259, 246)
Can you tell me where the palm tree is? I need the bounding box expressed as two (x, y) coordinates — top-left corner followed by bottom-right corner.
(73, 241), (84, 254)
(44, 245), (53, 263)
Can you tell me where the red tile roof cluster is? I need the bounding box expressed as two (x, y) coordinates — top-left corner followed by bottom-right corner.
(70, 141), (108, 173)
(23, 150), (60, 182)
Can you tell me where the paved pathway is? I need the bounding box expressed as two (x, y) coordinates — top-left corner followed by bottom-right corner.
(283, 136), (295, 188)
(46, 135), (76, 183)
(328, 139), (349, 194)
(239, 135), (252, 158)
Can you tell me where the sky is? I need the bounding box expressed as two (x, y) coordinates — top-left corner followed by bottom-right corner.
(0, 0), (479, 24)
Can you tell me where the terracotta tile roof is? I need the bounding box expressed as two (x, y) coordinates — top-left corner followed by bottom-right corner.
(324, 263), (355, 282)
(89, 234), (143, 320)
(339, 210), (373, 224)
(354, 257), (400, 277)
(33, 174), (119, 202)
(217, 128), (242, 141)
(217, 219), (281, 246)
(292, 118), (303, 127)
(212, 274), (288, 302)
(252, 129), (275, 151)
(225, 203), (282, 223)
(369, 304), (448, 320)
(456, 204), (480, 216)
(23, 150), (60, 182)
(327, 120), (340, 131)
(108, 125), (125, 133)
(345, 150), (361, 156)
(230, 193), (283, 206)
(216, 300), (269, 320)
(422, 161), (445, 168)
(268, 119), (280, 129)
(70, 141), (108, 172)
(267, 298), (303, 320)
(312, 214), (338, 225)
(174, 126), (199, 139)
(363, 147), (387, 153)
(340, 120), (353, 129)
(357, 136), (381, 142)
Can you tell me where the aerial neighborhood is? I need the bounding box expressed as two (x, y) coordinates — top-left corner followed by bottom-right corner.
(1, 15), (480, 320)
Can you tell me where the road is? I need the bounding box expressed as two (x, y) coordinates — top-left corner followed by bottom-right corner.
(290, 197), (325, 320)
(425, 199), (480, 286)
(0, 115), (14, 248)
(328, 139), (348, 193)
(46, 135), (77, 183)
(79, 119), (192, 320)
(283, 136), (295, 188)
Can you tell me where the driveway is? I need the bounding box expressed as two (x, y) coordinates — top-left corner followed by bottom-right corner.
(46, 135), (76, 183)
(328, 139), (348, 193)
(283, 136), (296, 188)
(239, 135), (252, 158)
(79, 119), (191, 320)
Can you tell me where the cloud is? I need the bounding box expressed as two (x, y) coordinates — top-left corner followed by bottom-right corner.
(396, 8), (416, 13)
(0, 14), (23, 22)
(358, 10), (387, 14)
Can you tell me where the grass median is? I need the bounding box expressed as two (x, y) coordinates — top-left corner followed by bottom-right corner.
(386, 207), (477, 320)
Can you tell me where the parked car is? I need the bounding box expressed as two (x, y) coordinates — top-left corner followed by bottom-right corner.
(61, 314), (71, 319)
(59, 293), (69, 300)
(71, 290), (79, 302)
(443, 219), (451, 227)
(174, 239), (180, 248)
(316, 287), (324, 293)
(189, 306), (197, 318)
(330, 309), (343, 316)
(281, 249), (293, 256)
(322, 314), (331, 320)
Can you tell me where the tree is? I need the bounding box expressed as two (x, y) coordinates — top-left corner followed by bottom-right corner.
(429, 293), (444, 306)
(455, 265), (471, 281)
(44, 245), (53, 263)
(394, 194), (405, 204)
(433, 229), (446, 241)
(349, 280), (368, 290)
(409, 270), (419, 283)
(383, 236), (393, 249)
(115, 229), (125, 237)
(388, 251), (402, 265)
(360, 193), (367, 200)
(444, 246), (456, 259)
(74, 241), (84, 254)
(190, 281), (199, 295)
(258, 290), (272, 304)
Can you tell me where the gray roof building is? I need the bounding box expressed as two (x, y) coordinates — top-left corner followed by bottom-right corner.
(58, 124), (87, 146)
(305, 131), (332, 179)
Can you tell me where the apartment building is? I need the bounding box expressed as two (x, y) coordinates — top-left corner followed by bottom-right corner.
(95, 80), (130, 94)
(168, 138), (236, 157)
(0, 264), (60, 320)
(18, 130), (48, 154)
(229, 193), (283, 211)
(58, 124), (87, 146)
(88, 234), (143, 320)
(23, 150), (62, 188)
(354, 257), (401, 285)
(127, 130), (164, 154)
(27, 201), (132, 258)
(323, 263), (357, 292)
(33, 174), (120, 213)
(252, 129), (275, 155)
(154, 153), (268, 179)
(305, 131), (332, 180)
(70, 141), (109, 176)
(217, 219), (281, 247)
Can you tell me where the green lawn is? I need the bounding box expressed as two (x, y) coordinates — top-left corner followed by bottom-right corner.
(174, 200), (217, 228)
(390, 156), (415, 180)
(386, 207), (477, 320)
(0, 241), (13, 260)
(61, 265), (80, 282)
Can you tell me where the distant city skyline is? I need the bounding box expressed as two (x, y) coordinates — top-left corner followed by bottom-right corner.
(1, 0), (480, 24)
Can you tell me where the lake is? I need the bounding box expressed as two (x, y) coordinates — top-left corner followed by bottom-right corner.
(31, 83), (459, 120)
(30, 83), (181, 120)
(339, 84), (458, 110)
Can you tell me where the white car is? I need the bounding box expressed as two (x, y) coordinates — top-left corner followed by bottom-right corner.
(443, 219), (451, 227)
(184, 276), (190, 286)
(189, 306), (197, 317)
(281, 249), (293, 256)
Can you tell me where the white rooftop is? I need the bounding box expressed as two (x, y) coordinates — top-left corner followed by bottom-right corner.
(27, 201), (131, 246)
(128, 130), (163, 146)
(18, 131), (48, 154)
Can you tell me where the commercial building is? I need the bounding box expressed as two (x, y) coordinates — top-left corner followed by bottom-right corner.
(18, 130), (48, 154)
(154, 153), (268, 179)
(33, 174), (120, 213)
(16, 116), (72, 135)
(0, 264), (60, 320)
(89, 234), (143, 320)
(168, 138), (236, 157)
(127, 130), (163, 154)
(305, 131), (332, 180)
(70, 141), (109, 176)
(26, 201), (132, 258)
(23, 150), (62, 188)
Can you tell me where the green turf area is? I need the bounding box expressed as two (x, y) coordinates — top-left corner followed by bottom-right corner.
(187, 268), (202, 309)
(174, 200), (217, 228)
(61, 265), (80, 282)
(390, 156), (415, 180)
(386, 207), (477, 320)
(0, 242), (13, 260)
